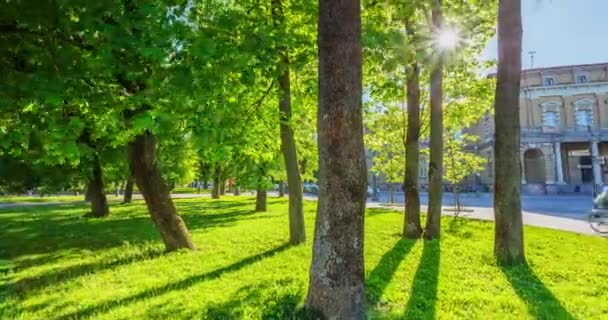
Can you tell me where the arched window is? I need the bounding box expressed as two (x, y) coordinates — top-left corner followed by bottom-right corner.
(574, 99), (594, 128)
(540, 101), (560, 127)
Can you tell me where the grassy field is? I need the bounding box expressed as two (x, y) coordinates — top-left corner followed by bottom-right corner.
(0, 195), (88, 204)
(0, 197), (606, 319)
(171, 187), (211, 194)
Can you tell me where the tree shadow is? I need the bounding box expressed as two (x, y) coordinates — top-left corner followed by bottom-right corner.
(9, 245), (164, 296)
(0, 199), (273, 260)
(367, 238), (417, 305)
(200, 279), (316, 319)
(366, 208), (399, 217)
(404, 240), (440, 320)
(445, 216), (474, 239)
(501, 263), (575, 320)
(55, 243), (292, 320)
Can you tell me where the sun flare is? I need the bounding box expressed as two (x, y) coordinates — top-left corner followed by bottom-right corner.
(435, 26), (461, 51)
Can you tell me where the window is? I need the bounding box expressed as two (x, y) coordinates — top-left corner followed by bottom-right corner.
(574, 99), (594, 128)
(543, 111), (559, 127)
(544, 77), (555, 86)
(576, 75), (588, 84)
(419, 160), (427, 178)
(576, 109), (592, 127)
(540, 101), (560, 128)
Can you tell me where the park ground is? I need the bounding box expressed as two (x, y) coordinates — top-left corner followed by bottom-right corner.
(1, 196), (607, 319)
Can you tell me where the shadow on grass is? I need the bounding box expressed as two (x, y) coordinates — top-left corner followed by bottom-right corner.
(445, 216), (474, 239)
(0, 199), (271, 260)
(10, 246), (164, 296)
(404, 240), (440, 320)
(200, 279), (319, 319)
(501, 263), (575, 320)
(55, 243), (292, 320)
(367, 238), (417, 305)
(366, 208), (399, 217)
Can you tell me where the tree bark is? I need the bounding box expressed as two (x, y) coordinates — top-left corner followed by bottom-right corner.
(272, 0), (306, 245)
(219, 180), (225, 195)
(403, 37), (422, 238)
(123, 174), (134, 204)
(306, 0), (366, 318)
(493, 0), (525, 265)
(87, 152), (109, 218)
(128, 131), (196, 251)
(425, 0), (444, 240)
(84, 185), (92, 202)
(278, 181), (285, 197)
(212, 169), (220, 199)
(255, 185), (267, 212)
(203, 180), (208, 189)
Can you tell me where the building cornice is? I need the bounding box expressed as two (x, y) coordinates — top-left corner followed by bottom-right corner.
(521, 81), (608, 99)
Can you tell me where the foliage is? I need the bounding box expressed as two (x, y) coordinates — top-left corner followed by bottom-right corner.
(0, 197), (606, 319)
(365, 104), (406, 184)
(443, 133), (486, 185)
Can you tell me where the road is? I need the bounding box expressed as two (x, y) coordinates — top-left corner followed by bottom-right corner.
(371, 191), (592, 220)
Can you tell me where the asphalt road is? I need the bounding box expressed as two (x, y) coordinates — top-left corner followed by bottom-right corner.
(371, 191), (593, 221)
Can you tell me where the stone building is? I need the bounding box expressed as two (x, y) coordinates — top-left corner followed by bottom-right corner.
(470, 62), (608, 194)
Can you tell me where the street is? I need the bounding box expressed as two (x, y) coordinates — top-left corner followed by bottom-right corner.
(370, 191), (592, 220)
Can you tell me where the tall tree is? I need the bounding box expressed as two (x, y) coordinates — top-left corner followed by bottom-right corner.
(493, 0), (525, 265)
(129, 132), (196, 251)
(86, 152), (109, 217)
(403, 17), (422, 238)
(306, 0), (366, 318)
(271, 0), (306, 245)
(123, 173), (134, 204)
(425, 0), (444, 240)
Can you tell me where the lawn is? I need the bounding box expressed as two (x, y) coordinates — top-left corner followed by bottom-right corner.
(0, 197), (606, 319)
(0, 195), (88, 204)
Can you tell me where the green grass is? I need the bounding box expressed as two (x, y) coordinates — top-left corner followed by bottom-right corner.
(0, 197), (606, 319)
(0, 195), (87, 204)
(0, 195), (127, 204)
(171, 187), (210, 194)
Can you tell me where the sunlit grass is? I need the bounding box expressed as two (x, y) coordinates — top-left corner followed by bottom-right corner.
(1, 197), (606, 319)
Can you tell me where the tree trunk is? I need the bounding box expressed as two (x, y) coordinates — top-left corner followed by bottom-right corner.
(278, 181), (285, 197)
(425, 0), (444, 240)
(403, 21), (422, 238)
(203, 180), (209, 189)
(114, 181), (120, 197)
(272, 0), (306, 245)
(128, 131), (196, 251)
(212, 170), (220, 199)
(454, 186), (462, 216)
(123, 174), (134, 204)
(234, 186), (240, 196)
(255, 185), (267, 212)
(306, 0), (366, 317)
(87, 153), (109, 218)
(493, 0), (525, 265)
(84, 186), (92, 202)
(219, 180), (225, 195)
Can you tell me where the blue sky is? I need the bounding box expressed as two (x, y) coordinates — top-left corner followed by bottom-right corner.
(482, 0), (608, 69)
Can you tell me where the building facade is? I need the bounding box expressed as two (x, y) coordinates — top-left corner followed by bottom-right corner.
(472, 62), (608, 194)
